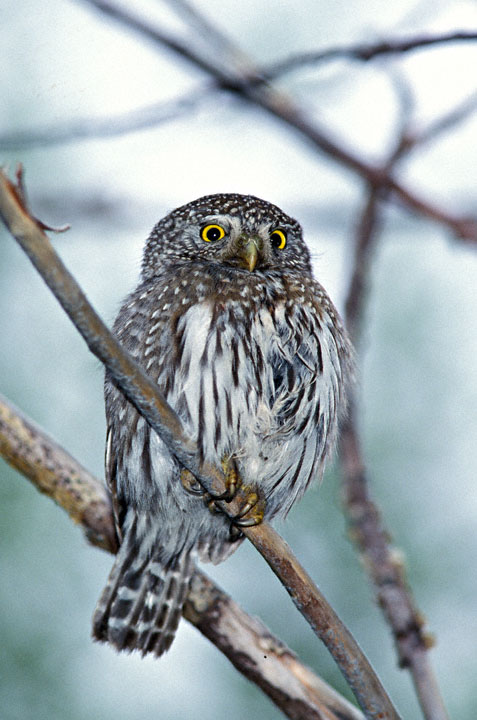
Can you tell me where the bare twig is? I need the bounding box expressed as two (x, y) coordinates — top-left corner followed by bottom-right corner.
(184, 571), (366, 720)
(0, 393), (115, 553)
(77, 0), (236, 82)
(344, 187), (384, 346)
(339, 143), (450, 720)
(0, 88), (211, 149)
(0, 166), (399, 719)
(162, 0), (254, 74)
(266, 30), (477, 78)
(78, 0), (477, 244)
(340, 410), (448, 720)
(4, 3), (477, 243)
(400, 90), (477, 154)
(0, 392), (364, 720)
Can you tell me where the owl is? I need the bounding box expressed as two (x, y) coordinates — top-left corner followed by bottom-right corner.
(92, 193), (353, 657)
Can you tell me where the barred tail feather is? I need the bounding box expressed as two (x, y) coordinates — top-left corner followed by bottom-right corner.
(92, 538), (194, 657)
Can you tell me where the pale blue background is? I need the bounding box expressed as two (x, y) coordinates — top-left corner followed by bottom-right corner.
(1, 1), (477, 718)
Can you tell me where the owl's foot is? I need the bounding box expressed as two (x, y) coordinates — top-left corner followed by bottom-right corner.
(205, 479), (265, 528)
(181, 458), (238, 503)
(180, 469), (207, 496)
(229, 524), (244, 542)
(208, 456), (239, 502)
(182, 463), (265, 528)
(230, 486), (266, 528)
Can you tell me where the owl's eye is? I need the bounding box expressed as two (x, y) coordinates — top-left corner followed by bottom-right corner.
(270, 229), (287, 250)
(200, 224), (226, 242)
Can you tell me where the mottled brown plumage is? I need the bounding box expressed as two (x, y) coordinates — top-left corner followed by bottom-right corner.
(92, 194), (353, 657)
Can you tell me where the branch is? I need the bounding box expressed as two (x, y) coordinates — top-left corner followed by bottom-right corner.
(399, 90), (477, 154)
(0, 166), (399, 719)
(78, 0), (477, 244)
(340, 411), (448, 720)
(0, 392), (116, 552)
(0, 392), (364, 720)
(339, 139), (450, 720)
(266, 31), (477, 78)
(5, 4), (477, 244)
(0, 88), (211, 149)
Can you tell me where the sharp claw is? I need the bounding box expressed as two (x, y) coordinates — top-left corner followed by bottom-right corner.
(233, 515), (263, 528)
(188, 484), (207, 496)
(181, 469), (207, 496)
(206, 497), (223, 515)
(182, 464), (265, 529)
(207, 486), (234, 502)
(235, 493), (258, 519)
(229, 524), (244, 542)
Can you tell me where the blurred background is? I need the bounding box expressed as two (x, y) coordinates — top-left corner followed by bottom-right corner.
(1, 1), (477, 718)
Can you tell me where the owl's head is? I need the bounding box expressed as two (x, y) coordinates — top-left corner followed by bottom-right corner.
(141, 193), (312, 279)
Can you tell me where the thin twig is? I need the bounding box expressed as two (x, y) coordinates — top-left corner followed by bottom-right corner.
(162, 0), (253, 74)
(78, 0), (236, 82)
(0, 392), (115, 552)
(0, 166), (399, 719)
(0, 392), (364, 720)
(0, 88), (211, 149)
(266, 31), (477, 78)
(339, 410), (448, 720)
(344, 187), (384, 346)
(401, 90), (477, 154)
(78, 0), (477, 244)
(339, 144), (450, 719)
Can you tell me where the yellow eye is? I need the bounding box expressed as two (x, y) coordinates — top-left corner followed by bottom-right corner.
(270, 229), (287, 250)
(200, 224), (226, 242)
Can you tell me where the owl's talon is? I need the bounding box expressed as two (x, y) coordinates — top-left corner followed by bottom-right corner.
(229, 524), (244, 542)
(235, 493), (258, 519)
(182, 464), (265, 527)
(234, 515), (263, 528)
(181, 469), (207, 497)
(207, 456), (239, 502)
(206, 497), (224, 515)
(230, 487), (266, 528)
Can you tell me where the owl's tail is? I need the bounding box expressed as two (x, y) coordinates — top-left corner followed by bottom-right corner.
(92, 529), (194, 657)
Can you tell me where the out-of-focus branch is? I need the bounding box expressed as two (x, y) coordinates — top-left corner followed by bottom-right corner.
(5, 3), (477, 243)
(77, 0), (477, 244)
(0, 393), (116, 553)
(340, 411), (448, 720)
(344, 187), (384, 345)
(399, 90), (477, 154)
(266, 31), (477, 78)
(0, 88), (211, 149)
(339, 136), (450, 720)
(185, 571), (366, 720)
(0, 392), (364, 720)
(0, 167), (399, 719)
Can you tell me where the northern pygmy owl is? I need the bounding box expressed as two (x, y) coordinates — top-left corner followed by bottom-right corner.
(93, 193), (353, 657)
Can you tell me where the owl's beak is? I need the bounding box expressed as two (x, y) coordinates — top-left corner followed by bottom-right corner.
(237, 237), (260, 272)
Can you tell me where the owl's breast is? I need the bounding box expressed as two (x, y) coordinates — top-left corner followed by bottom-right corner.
(157, 297), (277, 456)
(118, 270), (348, 520)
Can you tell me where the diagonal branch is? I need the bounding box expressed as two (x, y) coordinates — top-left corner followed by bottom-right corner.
(399, 90), (477, 154)
(338, 139), (450, 720)
(0, 87), (212, 149)
(77, 0), (477, 244)
(0, 391), (364, 720)
(266, 31), (477, 78)
(0, 166), (399, 719)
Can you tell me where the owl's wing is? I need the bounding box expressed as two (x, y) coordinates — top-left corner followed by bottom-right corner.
(105, 419), (126, 543)
(268, 304), (324, 436)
